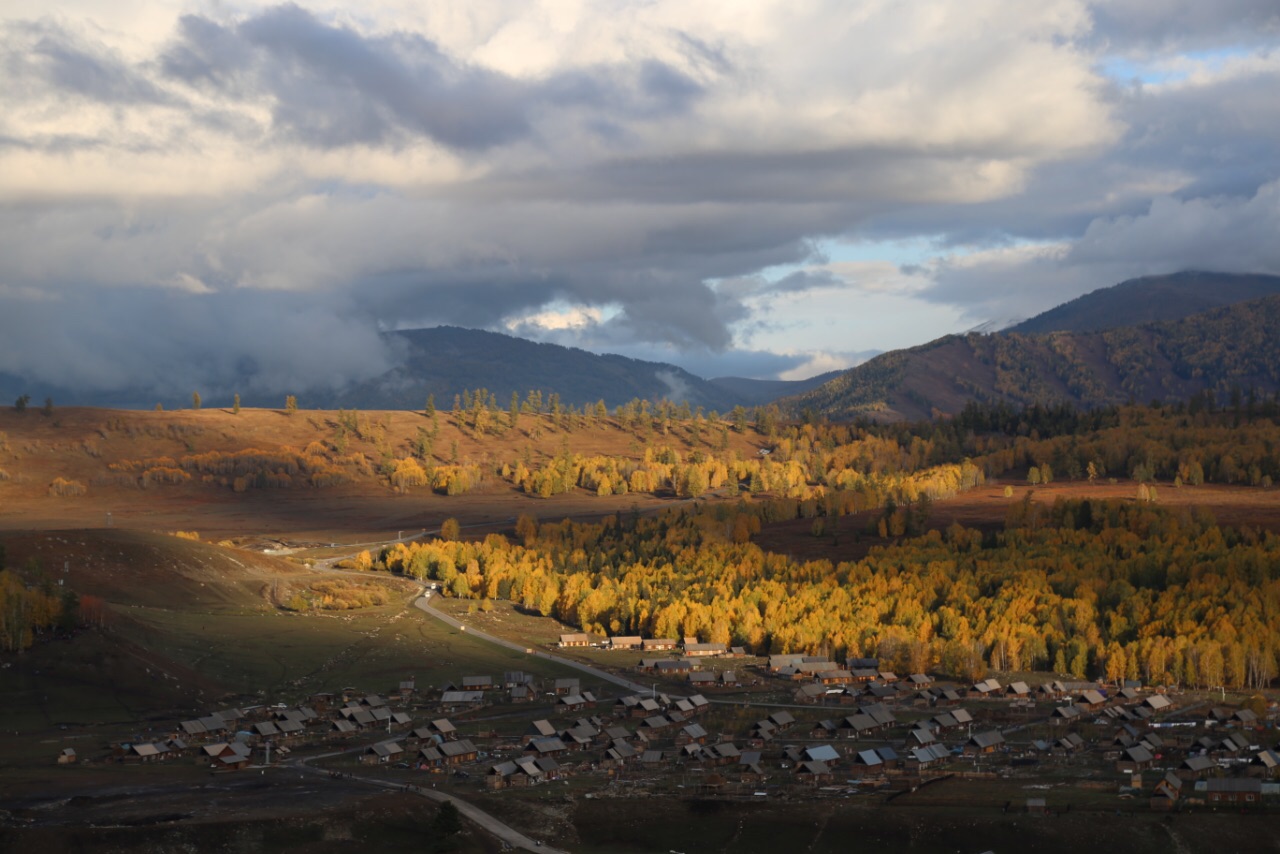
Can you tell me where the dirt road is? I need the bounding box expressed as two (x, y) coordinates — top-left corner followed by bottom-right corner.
(293, 753), (566, 853)
(414, 595), (653, 695)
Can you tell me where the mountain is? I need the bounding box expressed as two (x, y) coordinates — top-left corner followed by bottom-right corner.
(781, 292), (1280, 421)
(0, 326), (825, 412)
(1009, 271), (1280, 334)
(707, 370), (845, 407)
(330, 326), (744, 411)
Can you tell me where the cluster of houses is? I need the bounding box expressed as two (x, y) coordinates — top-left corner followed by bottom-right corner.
(360, 718), (482, 768)
(559, 633), (746, 659)
(83, 635), (1280, 814)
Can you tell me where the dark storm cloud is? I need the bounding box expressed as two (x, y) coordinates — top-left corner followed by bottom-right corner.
(155, 4), (703, 151)
(1089, 0), (1280, 51)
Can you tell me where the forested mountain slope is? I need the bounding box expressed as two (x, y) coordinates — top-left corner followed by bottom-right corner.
(781, 294), (1280, 421)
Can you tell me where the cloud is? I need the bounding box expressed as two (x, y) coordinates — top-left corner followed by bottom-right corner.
(1089, 0), (1280, 52)
(0, 1), (1274, 395)
(925, 180), (1280, 321)
(0, 284), (395, 397)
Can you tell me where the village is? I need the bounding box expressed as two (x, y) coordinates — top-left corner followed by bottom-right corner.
(72, 630), (1280, 819)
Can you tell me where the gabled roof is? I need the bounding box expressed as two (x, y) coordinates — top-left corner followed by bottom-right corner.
(441, 739), (478, 757)
(527, 737), (568, 754)
(856, 749), (883, 766)
(1253, 749), (1280, 769)
(912, 744), (950, 763)
(528, 719), (557, 737)
(1182, 755), (1216, 772)
(368, 740), (402, 757)
(860, 703), (896, 725)
(440, 691), (484, 703)
(712, 742), (740, 759)
(805, 745), (840, 763)
(1123, 745), (1154, 764)
(968, 730), (1005, 749)
(842, 713), (877, 733)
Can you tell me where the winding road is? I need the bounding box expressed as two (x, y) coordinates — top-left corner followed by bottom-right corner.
(414, 593), (653, 695)
(292, 752), (566, 853)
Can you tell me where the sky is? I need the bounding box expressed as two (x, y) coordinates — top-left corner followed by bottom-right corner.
(2, 0), (1279, 397)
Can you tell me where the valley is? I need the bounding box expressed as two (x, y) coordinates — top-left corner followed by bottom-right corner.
(2, 392), (1280, 852)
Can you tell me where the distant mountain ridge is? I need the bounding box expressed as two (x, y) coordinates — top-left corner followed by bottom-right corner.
(0, 325), (828, 412)
(1009, 271), (1280, 334)
(782, 273), (1280, 421)
(706, 371), (844, 407)
(336, 326), (742, 411)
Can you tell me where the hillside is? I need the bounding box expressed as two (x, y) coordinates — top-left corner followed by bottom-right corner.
(0, 403), (771, 539)
(1009, 271), (1280, 334)
(782, 293), (1280, 420)
(349, 326), (744, 411)
(1, 326), (822, 413)
(706, 370), (844, 407)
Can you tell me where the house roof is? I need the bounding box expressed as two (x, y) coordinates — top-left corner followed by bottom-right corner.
(843, 714), (877, 733)
(969, 731), (1005, 749)
(1124, 745), (1154, 763)
(441, 739), (478, 757)
(1255, 749), (1280, 768)
(529, 719), (557, 737)
(440, 691), (484, 703)
(528, 737), (568, 754)
(805, 745), (840, 763)
(912, 744), (950, 763)
(369, 741), (402, 757)
(856, 749), (883, 766)
(1206, 778), (1262, 793)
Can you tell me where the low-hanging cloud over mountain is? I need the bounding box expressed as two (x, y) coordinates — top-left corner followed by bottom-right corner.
(1, 1), (1277, 397)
